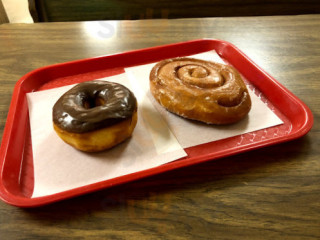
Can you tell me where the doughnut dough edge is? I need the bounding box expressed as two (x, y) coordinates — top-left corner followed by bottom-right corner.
(53, 110), (137, 152)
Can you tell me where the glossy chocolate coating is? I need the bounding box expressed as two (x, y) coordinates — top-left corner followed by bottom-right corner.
(53, 80), (137, 133)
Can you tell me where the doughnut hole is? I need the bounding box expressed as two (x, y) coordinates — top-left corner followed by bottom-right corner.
(83, 96), (106, 109)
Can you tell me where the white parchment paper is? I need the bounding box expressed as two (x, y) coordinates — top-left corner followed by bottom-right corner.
(27, 74), (187, 198)
(125, 51), (284, 148)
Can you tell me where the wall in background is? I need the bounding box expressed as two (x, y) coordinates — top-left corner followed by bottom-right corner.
(33, 0), (320, 22)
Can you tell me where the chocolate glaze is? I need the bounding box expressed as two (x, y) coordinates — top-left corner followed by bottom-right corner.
(53, 80), (137, 133)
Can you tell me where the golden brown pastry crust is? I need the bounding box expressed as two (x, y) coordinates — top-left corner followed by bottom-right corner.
(149, 57), (251, 124)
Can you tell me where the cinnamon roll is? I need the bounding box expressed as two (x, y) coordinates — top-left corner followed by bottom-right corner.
(149, 58), (251, 124)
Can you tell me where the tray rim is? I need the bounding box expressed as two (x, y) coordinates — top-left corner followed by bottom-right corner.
(0, 39), (314, 207)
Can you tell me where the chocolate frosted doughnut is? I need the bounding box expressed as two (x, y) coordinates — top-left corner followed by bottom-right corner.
(53, 80), (137, 133)
(53, 80), (138, 152)
(149, 57), (251, 124)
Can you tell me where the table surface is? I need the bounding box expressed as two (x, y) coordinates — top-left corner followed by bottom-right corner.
(0, 14), (319, 239)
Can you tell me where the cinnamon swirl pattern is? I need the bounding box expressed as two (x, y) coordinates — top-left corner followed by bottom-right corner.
(149, 58), (251, 124)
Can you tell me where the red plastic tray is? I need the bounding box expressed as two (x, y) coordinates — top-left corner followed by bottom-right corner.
(0, 39), (313, 207)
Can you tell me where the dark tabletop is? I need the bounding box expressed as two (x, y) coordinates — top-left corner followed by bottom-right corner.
(0, 14), (319, 239)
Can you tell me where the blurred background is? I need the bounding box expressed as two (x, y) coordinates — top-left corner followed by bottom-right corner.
(1, 0), (320, 24)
